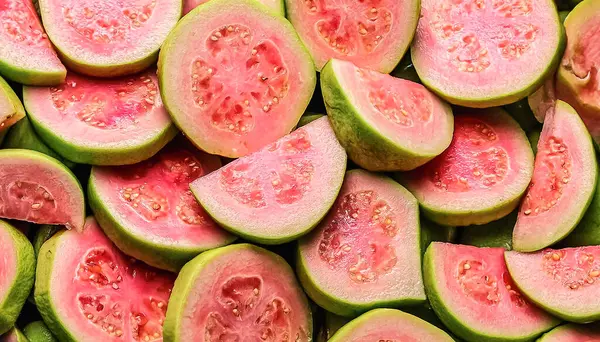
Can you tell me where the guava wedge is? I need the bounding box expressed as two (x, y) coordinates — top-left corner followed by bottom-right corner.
(459, 211), (516, 250)
(321, 58), (454, 172)
(163, 243), (312, 341)
(89, 138), (236, 272)
(34, 217), (175, 341)
(0, 75), (25, 132)
(183, 0), (284, 15)
(512, 100), (597, 252)
(23, 321), (57, 342)
(538, 323), (600, 341)
(0, 149), (84, 230)
(159, 0), (316, 158)
(412, 0), (565, 108)
(0, 327), (28, 342)
(23, 70), (178, 165)
(400, 108), (534, 226)
(191, 117), (346, 244)
(297, 169), (425, 317)
(425, 243), (560, 341)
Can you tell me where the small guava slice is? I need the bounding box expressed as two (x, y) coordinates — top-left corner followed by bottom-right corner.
(297, 113), (324, 128)
(513, 101), (597, 252)
(321, 58), (454, 171)
(0, 149), (84, 230)
(538, 323), (600, 341)
(191, 117), (346, 244)
(459, 211), (516, 250)
(163, 243), (312, 341)
(0, 75), (25, 132)
(159, 0), (316, 158)
(412, 0), (565, 107)
(1, 327), (28, 342)
(23, 321), (57, 342)
(35, 217), (175, 341)
(528, 78), (556, 123)
(425, 243), (560, 341)
(183, 0), (284, 15)
(400, 108), (534, 226)
(23, 70), (178, 165)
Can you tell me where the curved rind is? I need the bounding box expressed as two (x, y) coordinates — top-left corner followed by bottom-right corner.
(23, 321), (57, 342)
(537, 323), (600, 341)
(0, 76), (25, 131)
(0, 58), (65, 86)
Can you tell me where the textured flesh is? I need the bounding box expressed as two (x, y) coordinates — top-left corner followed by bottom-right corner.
(0, 223), (17, 306)
(539, 324), (600, 342)
(183, 0), (283, 15)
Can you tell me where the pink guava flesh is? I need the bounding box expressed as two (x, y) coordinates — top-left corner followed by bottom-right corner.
(0, 225), (17, 304)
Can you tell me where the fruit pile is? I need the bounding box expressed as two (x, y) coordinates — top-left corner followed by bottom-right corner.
(1, 0), (600, 340)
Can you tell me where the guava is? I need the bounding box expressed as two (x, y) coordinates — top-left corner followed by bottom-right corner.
(1, 327), (28, 342)
(34, 217), (175, 341)
(459, 211), (516, 250)
(538, 323), (600, 341)
(32, 225), (61, 257)
(23, 321), (57, 342)
(400, 108), (534, 226)
(411, 0), (565, 108)
(512, 101), (597, 252)
(504, 98), (540, 132)
(159, 0), (316, 158)
(421, 217), (457, 255)
(316, 312), (348, 342)
(23, 70), (178, 165)
(528, 78), (556, 123)
(0, 149), (84, 230)
(297, 113), (324, 128)
(284, 0), (420, 73)
(163, 243), (313, 341)
(0, 75), (25, 133)
(183, 0), (284, 15)
(322, 58), (454, 171)
(391, 53), (421, 84)
(190, 117), (346, 244)
(425, 243), (560, 341)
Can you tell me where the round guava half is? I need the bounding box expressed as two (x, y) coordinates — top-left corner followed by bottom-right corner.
(34, 217), (175, 342)
(183, 0), (284, 16)
(190, 117), (346, 244)
(23, 70), (178, 166)
(400, 108), (534, 226)
(0, 75), (25, 132)
(297, 170), (425, 317)
(321, 58), (454, 172)
(163, 243), (312, 342)
(425, 243), (560, 341)
(538, 323), (600, 341)
(412, 0), (565, 107)
(1, 327), (28, 342)
(159, 0), (316, 158)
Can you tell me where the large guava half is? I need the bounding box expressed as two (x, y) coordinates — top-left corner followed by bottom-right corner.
(400, 108), (534, 226)
(183, 0), (284, 16)
(190, 117), (346, 244)
(163, 243), (312, 341)
(512, 100), (597, 252)
(159, 0), (316, 158)
(321, 58), (454, 172)
(34, 217), (175, 341)
(89, 138), (236, 272)
(538, 323), (600, 341)
(412, 0), (565, 107)
(425, 243), (560, 341)
(0, 75), (25, 132)
(23, 70), (178, 165)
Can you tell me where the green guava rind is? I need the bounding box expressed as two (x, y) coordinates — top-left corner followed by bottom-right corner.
(561, 174), (600, 246)
(1, 327), (29, 342)
(504, 99), (540, 132)
(297, 113), (325, 127)
(321, 59), (454, 171)
(0, 56), (65, 87)
(459, 211), (516, 250)
(0, 220), (35, 336)
(0, 76), (25, 131)
(537, 323), (600, 341)
(528, 128), (541, 155)
(421, 218), (457, 255)
(32, 225), (61, 258)
(23, 321), (57, 342)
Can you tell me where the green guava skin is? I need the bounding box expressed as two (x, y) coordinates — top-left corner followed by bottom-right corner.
(32, 225), (62, 258)
(459, 211), (516, 250)
(1, 327), (29, 342)
(297, 113), (325, 127)
(0, 75), (25, 132)
(0, 59), (65, 87)
(562, 174), (600, 247)
(23, 321), (57, 342)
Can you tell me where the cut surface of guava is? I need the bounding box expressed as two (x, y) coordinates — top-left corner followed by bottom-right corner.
(163, 243), (312, 342)
(297, 170), (425, 317)
(321, 58), (454, 172)
(538, 323), (600, 341)
(285, 0), (420, 73)
(159, 0), (316, 158)
(89, 138), (236, 272)
(34, 217), (175, 342)
(400, 108), (534, 226)
(183, 0), (284, 15)
(23, 70), (177, 165)
(513, 100), (597, 252)
(412, 0), (565, 107)
(0, 75), (25, 132)
(190, 117), (346, 244)
(425, 243), (560, 341)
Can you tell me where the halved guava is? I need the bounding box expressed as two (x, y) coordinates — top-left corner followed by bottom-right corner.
(512, 100), (597, 252)
(400, 108), (534, 226)
(0, 75), (25, 132)
(38, 0), (180, 77)
(35, 217), (175, 341)
(0, 149), (84, 230)
(190, 117), (346, 244)
(411, 0), (565, 107)
(529, 78), (556, 123)
(183, 0), (284, 16)
(159, 0), (316, 158)
(89, 138), (236, 272)
(285, 0), (420, 73)
(1, 327), (28, 342)
(459, 211), (516, 250)
(23, 70), (178, 165)
(23, 321), (57, 342)
(321, 58), (454, 172)
(425, 243), (560, 341)
(538, 323), (600, 341)
(163, 243), (312, 341)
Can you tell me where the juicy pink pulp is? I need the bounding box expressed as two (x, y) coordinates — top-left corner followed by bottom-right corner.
(0, 224), (17, 303)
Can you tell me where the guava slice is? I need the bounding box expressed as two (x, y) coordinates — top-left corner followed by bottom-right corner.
(538, 323), (600, 341)
(163, 243), (312, 341)
(322, 58), (454, 171)
(285, 0), (420, 73)
(23, 70), (178, 165)
(512, 100), (597, 252)
(159, 0), (316, 158)
(89, 138), (236, 272)
(1, 327), (28, 342)
(0, 75), (25, 132)
(190, 117), (346, 244)
(400, 108), (534, 226)
(35, 217), (175, 341)
(459, 211), (516, 250)
(297, 113), (324, 128)
(0, 149), (84, 230)
(411, 0), (565, 107)
(183, 0), (284, 16)
(23, 321), (57, 342)
(425, 243), (560, 341)
(528, 78), (556, 123)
